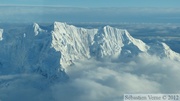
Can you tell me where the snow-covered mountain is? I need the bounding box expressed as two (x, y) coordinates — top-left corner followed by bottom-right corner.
(51, 22), (149, 66)
(148, 42), (180, 61)
(0, 22), (180, 80)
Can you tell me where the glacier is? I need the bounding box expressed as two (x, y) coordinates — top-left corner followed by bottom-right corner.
(0, 21), (180, 81)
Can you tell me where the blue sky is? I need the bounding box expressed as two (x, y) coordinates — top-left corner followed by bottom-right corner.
(1, 0), (180, 7)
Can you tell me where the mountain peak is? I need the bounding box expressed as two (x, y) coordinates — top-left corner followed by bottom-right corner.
(33, 23), (41, 36)
(102, 25), (148, 51)
(161, 42), (180, 61)
(103, 25), (112, 29)
(0, 21), (179, 81)
(53, 21), (68, 30)
(54, 21), (66, 25)
(32, 23), (49, 36)
(148, 42), (180, 61)
(161, 42), (170, 50)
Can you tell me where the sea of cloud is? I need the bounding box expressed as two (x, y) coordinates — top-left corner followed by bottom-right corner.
(0, 53), (180, 101)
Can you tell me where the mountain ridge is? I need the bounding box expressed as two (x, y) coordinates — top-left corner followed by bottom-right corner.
(0, 22), (180, 80)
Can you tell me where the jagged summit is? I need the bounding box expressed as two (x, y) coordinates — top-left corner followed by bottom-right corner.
(162, 43), (180, 61)
(33, 23), (41, 35)
(105, 25), (149, 51)
(147, 41), (180, 61)
(0, 21), (180, 81)
(50, 22), (150, 66)
(33, 23), (49, 36)
(31, 22), (180, 63)
(54, 21), (67, 27)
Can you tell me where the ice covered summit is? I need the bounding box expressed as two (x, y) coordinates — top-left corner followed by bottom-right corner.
(0, 21), (180, 80)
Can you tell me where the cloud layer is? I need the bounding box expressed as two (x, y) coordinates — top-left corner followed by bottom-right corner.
(0, 53), (180, 101)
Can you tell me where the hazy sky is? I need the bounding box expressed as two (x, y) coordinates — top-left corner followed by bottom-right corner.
(0, 0), (180, 23)
(1, 0), (180, 7)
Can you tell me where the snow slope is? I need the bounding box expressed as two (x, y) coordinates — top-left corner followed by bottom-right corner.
(0, 22), (180, 80)
(0, 24), (68, 81)
(148, 42), (180, 61)
(51, 22), (149, 66)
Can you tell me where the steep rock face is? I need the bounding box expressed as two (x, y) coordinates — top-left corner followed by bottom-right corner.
(148, 42), (180, 61)
(161, 43), (180, 61)
(51, 22), (98, 67)
(0, 22), (180, 80)
(33, 22), (180, 64)
(51, 22), (149, 66)
(90, 26), (149, 60)
(0, 24), (68, 81)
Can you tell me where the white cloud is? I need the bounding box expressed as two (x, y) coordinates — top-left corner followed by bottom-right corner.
(55, 53), (180, 100)
(0, 53), (180, 101)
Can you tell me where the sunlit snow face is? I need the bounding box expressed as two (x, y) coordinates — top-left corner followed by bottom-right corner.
(0, 53), (180, 101)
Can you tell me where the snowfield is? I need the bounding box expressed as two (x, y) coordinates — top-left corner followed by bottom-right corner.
(0, 22), (180, 101)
